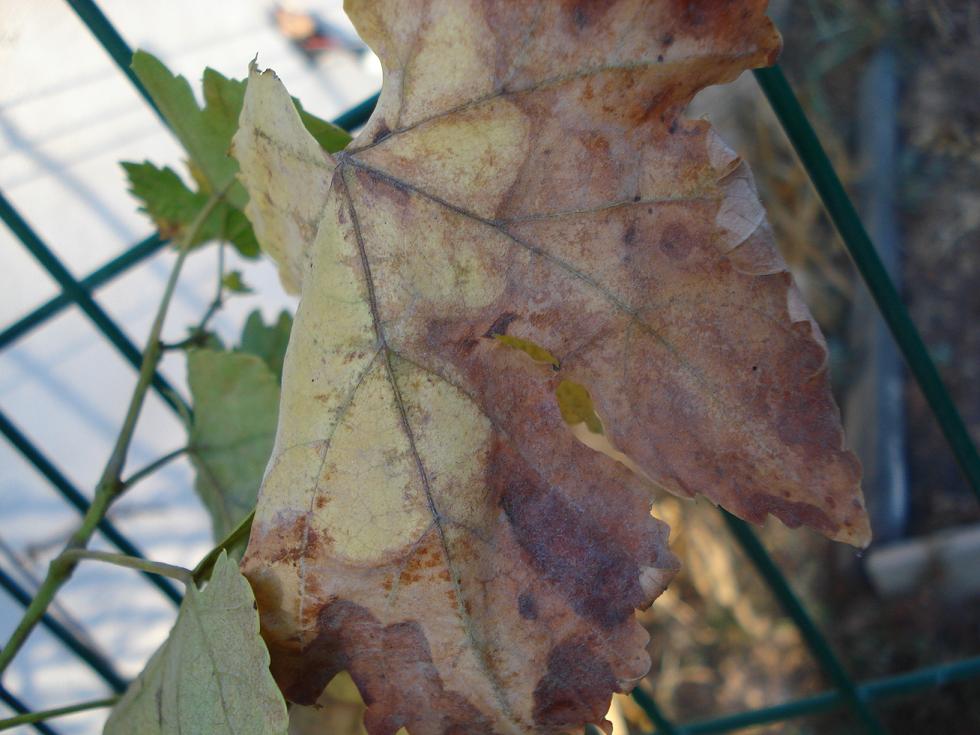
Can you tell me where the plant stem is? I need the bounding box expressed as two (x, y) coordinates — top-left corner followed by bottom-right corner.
(199, 239), (227, 332)
(0, 696), (119, 731)
(159, 240), (227, 352)
(119, 446), (187, 491)
(192, 509), (254, 584)
(60, 549), (193, 586)
(0, 187), (228, 678)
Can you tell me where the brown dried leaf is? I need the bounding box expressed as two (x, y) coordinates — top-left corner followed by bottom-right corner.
(234, 2), (870, 733)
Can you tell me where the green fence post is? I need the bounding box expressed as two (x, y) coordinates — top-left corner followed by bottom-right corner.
(63, 0), (161, 121)
(632, 685), (680, 734)
(673, 653), (980, 734)
(0, 685), (59, 735)
(0, 234), (166, 352)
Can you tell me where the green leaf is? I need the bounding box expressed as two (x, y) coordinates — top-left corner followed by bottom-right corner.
(121, 162), (205, 239)
(201, 66), (352, 155)
(128, 51), (348, 258)
(238, 310), (293, 382)
(121, 161), (260, 257)
(222, 205), (260, 257)
(187, 349), (280, 540)
(221, 270), (253, 294)
(296, 102), (353, 152)
(131, 51), (247, 207)
(104, 551), (288, 735)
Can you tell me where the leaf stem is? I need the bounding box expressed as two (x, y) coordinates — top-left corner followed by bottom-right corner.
(0, 696), (119, 732)
(159, 239), (227, 352)
(60, 549), (193, 586)
(0, 186), (229, 679)
(192, 509), (254, 584)
(119, 446), (187, 491)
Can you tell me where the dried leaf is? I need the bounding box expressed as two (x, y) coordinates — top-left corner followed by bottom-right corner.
(104, 551), (288, 735)
(234, 2), (869, 733)
(287, 672), (368, 735)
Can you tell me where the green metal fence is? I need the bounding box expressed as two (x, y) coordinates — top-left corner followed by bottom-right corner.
(1, 1), (979, 733)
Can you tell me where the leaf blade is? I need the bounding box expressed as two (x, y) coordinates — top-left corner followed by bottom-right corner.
(104, 552), (288, 735)
(233, 3), (870, 734)
(187, 349), (280, 540)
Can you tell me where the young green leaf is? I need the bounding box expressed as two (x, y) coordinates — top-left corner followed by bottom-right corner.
(121, 162), (204, 239)
(221, 270), (253, 294)
(121, 161), (260, 256)
(103, 551), (288, 735)
(131, 51), (248, 207)
(239, 310), (293, 382)
(127, 51), (349, 258)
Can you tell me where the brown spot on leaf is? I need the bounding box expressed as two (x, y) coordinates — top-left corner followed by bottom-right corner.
(533, 637), (619, 729)
(371, 121), (391, 145)
(492, 441), (644, 629)
(623, 221), (638, 246)
(742, 492), (836, 537)
(483, 311), (519, 338)
(561, 0), (611, 30)
(659, 222), (694, 260)
(518, 591), (538, 620)
(277, 599), (493, 734)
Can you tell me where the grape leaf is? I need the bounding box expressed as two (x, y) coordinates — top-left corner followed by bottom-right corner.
(121, 161), (260, 256)
(240, 310), (293, 382)
(234, 2), (870, 733)
(221, 270), (253, 294)
(124, 51), (349, 257)
(187, 348), (279, 540)
(103, 551), (287, 735)
(132, 51), (249, 204)
(186, 311), (291, 540)
(287, 672), (369, 735)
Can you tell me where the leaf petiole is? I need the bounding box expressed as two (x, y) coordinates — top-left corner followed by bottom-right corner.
(60, 549), (193, 587)
(119, 446), (187, 491)
(192, 509), (254, 584)
(0, 696), (119, 732)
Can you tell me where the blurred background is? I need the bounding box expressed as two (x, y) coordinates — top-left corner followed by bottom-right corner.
(1, 1), (978, 733)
